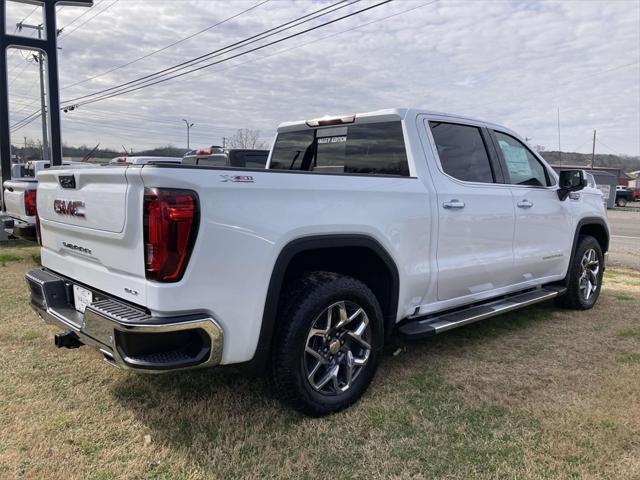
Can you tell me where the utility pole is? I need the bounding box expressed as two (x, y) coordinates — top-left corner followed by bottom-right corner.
(591, 129), (596, 170)
(557, 107), (562, 166)
(1, 0), (94, 213)
(182, 119), (194, 150)
(222, 137), (226, 149)
(16, 22), (49, 160)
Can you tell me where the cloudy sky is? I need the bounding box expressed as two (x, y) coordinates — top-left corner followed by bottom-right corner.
(5, 0), (640, 155)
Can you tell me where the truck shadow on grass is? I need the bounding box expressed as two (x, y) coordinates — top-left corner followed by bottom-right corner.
(108, 301), (564, 476)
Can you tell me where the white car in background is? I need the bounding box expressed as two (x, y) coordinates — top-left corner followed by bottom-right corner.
(2, 160), (86, 240)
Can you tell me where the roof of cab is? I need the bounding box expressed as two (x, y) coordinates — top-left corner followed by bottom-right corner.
(276, 108), (515, 136)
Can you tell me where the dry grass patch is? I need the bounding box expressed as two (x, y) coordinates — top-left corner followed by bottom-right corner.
(1, 256), (639, 479)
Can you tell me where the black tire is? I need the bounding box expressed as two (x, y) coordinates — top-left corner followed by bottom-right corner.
(616, 197), (627, 207)
(271, 271), (384, 416)
(556, 235), (604, 310)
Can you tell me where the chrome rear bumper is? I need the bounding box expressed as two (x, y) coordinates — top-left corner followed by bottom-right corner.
(25, 268), (223, 372)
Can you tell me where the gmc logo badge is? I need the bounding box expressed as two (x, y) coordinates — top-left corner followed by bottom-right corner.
(53, 199), (86, 218)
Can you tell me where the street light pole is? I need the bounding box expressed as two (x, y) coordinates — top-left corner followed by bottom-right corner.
(182, 119), (194, 151)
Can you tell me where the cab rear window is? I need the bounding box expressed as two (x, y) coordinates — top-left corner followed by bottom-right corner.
(269, 121), (409, 176)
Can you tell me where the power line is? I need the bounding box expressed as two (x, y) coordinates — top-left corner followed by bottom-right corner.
(12, 0), (425, 134)
(58, 0), (120, 39)
(57, 0), (103, 32)
(62, 0), (358, 104)
(71, 107), (230, 130)
(10, 111), (42, 132)
(12, 0), (370, 125)
(184, 0), (438, 85)
(61, 0), (271, 90)
(17, 6), (39, 25)
(63, 0), (392, 109)
(596, 139), (624, 157)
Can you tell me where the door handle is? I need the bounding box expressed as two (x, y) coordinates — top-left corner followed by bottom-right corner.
(443, 199), (465, 209)
(517, 199), (533, 209)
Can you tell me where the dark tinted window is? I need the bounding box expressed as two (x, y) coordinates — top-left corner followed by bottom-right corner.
(228, 150), (269, 168)
(494, 132), (549, 187)
(182, 154), (228, 167)
(429, 122), (494, 183)
(269, 121), (409, 176)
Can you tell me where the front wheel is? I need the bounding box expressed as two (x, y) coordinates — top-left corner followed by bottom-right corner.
(272, 272), (384, 416)
(556, 235), (604, 310)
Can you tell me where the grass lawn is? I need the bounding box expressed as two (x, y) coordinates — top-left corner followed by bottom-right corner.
(1, 242), (639, 479)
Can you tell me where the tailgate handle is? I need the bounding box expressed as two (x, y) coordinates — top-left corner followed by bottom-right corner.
(58, 175), (76, 189)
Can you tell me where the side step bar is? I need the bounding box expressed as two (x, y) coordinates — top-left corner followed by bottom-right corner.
(398, 286), (566, 340)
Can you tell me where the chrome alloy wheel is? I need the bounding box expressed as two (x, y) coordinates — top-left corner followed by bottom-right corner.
(303, 301), (372, 395)
(579, 248), (600, 301)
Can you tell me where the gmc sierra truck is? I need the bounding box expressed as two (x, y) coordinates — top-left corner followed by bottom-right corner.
(26, 108), (609, 415)
(2, 160), (81, 239)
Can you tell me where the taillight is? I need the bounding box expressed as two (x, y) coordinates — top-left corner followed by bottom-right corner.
(24, 190), (37, 217)
(143, 188), (199, 282)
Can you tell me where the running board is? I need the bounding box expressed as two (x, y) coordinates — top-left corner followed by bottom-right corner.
(398, 286), (566, 340)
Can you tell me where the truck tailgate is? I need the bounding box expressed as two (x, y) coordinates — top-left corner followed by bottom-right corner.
(37, 166), (148, 304)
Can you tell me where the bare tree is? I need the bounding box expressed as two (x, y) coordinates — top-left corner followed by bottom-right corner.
(227, 129), (266, 149)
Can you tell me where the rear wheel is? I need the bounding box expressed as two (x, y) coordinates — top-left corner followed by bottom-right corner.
(556, 235), (603, 310)
(272, 272), (383, 416)
(616, 197), (627, 207)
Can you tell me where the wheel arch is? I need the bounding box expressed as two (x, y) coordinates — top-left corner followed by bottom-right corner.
(563, 217), (610, 286)
(247, 234), (400, 373)
(575, 217), (610, 254)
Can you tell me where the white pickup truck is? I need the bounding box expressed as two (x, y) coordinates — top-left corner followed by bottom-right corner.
(26, 108), (609, 415)
(2, 160), (82, 240)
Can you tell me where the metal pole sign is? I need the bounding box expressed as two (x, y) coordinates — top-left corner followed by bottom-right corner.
(1, 0), (92, 210)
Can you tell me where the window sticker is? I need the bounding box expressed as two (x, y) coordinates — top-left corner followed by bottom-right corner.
(499, 140), (532, 178)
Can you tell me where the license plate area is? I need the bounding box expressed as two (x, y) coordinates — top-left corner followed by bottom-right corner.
(73, 284), (93, 313)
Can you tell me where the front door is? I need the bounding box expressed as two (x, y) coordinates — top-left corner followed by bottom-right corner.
(491, 130), (572, 282)
(426, 119), (516, 302)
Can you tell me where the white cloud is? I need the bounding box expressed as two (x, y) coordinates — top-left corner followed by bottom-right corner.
(6, 0), (640, 155)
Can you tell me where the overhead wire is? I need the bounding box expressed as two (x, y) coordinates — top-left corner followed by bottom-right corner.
(56, 0), (103, 33)
(58, 0), (120, 39)
(62, 0), (392, 109)
(62, 0), (359, 103)
(12, 0), (369, 129)
(61, 0), (272, 90)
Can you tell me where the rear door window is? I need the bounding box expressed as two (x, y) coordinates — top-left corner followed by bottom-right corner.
(269, 121), (409, 176)
(493, 131), (550, 187)
(429, 122), (495, 183)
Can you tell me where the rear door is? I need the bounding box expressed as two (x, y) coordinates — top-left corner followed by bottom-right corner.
(489, 130), (572, 281)
(425, 119), (516, 302)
